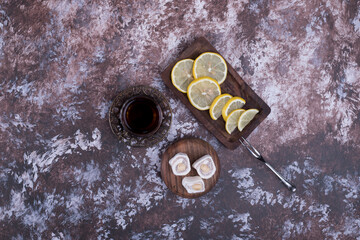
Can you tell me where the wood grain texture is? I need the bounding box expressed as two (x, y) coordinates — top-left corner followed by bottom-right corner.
(161, 37), (271, 149)
(161, 138), (220, 198)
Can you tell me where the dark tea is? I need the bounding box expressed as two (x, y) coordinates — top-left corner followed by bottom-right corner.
(120, 95), (162, 136)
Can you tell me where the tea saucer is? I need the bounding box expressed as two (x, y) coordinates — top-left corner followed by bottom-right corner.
(109, 85), (172, 147)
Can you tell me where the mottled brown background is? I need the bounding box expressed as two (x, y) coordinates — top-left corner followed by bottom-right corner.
(0, 0), (359, 239)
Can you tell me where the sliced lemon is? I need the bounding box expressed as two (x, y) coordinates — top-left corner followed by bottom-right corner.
(225, 109), (245, 134)
(222, 97), (246, 121)
(171, 59), (195, 93)
(209, 94), (232, 120)
(238, 109), (259, 131)
(193, 52), (227, 84)
(187, 77), (221, 111)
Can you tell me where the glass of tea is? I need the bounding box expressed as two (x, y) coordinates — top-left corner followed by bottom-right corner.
(120, 95), (163, 136)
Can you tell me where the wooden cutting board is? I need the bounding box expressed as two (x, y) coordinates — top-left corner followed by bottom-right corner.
(160, 37), (271, 149)
(161, 138), (220, 198)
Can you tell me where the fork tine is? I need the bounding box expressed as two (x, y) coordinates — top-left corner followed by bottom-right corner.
(240, 137), (261, 158)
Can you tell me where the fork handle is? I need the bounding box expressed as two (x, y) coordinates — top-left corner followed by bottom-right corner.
(265, 162), (296, 192)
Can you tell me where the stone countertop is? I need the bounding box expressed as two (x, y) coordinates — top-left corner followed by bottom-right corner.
(0, 0), (359, 239)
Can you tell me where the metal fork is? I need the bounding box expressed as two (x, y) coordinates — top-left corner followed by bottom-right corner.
(240, 137), (296, 192)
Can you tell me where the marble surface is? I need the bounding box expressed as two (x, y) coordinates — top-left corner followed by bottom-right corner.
(0, 0), (360, 239)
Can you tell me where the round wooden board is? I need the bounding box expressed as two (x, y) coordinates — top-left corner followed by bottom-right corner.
(161, 138), (220, 198)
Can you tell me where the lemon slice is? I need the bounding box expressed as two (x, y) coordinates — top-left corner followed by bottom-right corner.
(171, 59), (195, 93)
(222, 97), (246, 121)
(225, 109), (245, 134)
(187, 77), (221, 110)
(238, 109), (259, 131)
(209, 94), (232, 120)
(193, 52), (227, 84)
